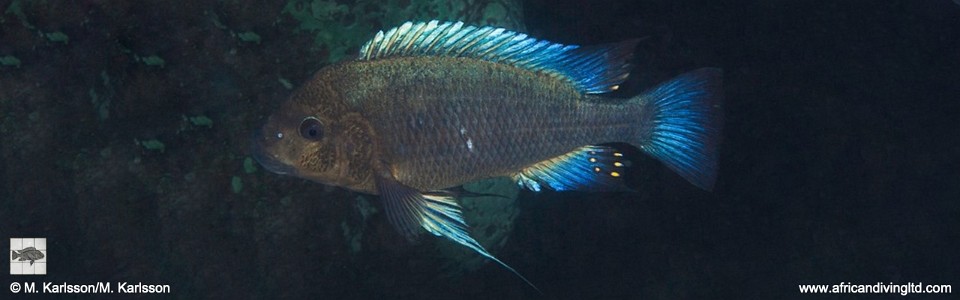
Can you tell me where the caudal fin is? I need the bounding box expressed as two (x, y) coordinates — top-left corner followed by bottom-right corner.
(12, 250), (19, 260)
(635, 68), (722, 190)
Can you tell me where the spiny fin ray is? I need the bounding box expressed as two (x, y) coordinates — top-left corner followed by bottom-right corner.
(358, 20), (638, 94)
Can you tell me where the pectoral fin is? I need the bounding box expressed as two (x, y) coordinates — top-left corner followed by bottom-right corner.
(376, 175), (540, 293)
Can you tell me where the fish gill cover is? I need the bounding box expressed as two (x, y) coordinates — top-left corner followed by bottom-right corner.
(2, 0), (956, 299)
(251, 15), (720, 292)
(0, 0), (530, 297)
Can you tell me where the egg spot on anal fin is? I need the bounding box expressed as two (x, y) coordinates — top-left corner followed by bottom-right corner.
(512, 145), (631, 192)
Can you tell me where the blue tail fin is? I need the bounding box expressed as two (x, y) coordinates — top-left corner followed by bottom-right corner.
(635, 68), (722, 190)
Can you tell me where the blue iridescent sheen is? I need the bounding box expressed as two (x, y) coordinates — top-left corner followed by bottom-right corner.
(639, 68), (723, 191)
(513, 145), (629, 192)
(358, 20), (636, 94)
(377, 178), (540, 293)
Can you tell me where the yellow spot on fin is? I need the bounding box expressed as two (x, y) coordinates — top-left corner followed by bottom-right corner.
(512, 145), (630, 192)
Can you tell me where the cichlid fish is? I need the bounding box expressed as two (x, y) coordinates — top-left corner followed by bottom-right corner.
(253, 20), (722, 291)
(12, 247), (45, 265)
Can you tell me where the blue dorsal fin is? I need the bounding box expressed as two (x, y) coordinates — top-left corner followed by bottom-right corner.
(357, 20), (638, 94)
(512, 145), (631, 192)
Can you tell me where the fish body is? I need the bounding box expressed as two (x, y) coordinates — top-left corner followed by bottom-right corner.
(253, 21), (722, 291)
(12, 247), (44, 265)
(313, 55), (638, 192)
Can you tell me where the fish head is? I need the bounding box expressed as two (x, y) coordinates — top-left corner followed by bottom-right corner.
(252, 73), (377, 193)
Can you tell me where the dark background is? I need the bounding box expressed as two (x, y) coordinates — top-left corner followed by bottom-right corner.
(519, 0), (959, 299)
(1, 0), (958, 299)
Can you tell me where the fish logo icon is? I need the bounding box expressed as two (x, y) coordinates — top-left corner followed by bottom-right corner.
(12, 247), (44, 265)
(9, 238), (47, 275)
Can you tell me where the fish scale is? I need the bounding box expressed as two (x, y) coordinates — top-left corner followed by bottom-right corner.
(254, 20), (721, 293)
(337, 57), (631, 191)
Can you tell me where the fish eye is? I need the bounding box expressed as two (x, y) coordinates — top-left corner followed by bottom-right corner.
(299, 117), (324, 141)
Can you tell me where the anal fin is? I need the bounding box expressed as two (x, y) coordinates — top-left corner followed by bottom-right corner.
(376, 175), (541, 293)
(512, 145), (630, 192)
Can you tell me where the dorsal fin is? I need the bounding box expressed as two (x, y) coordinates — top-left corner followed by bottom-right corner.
(357, 20), (638, 94)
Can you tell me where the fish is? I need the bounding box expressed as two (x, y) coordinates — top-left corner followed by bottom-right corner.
(11, 247), (45, 265)
(253, 20), (722, 291)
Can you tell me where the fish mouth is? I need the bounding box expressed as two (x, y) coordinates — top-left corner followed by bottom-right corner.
(250, 131), (296, 176)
